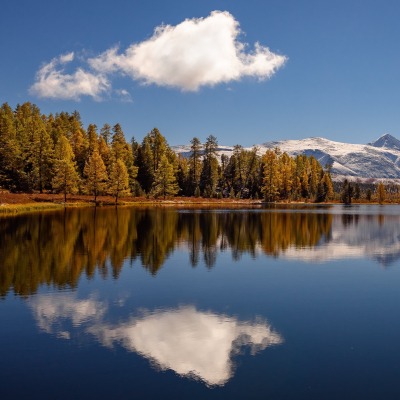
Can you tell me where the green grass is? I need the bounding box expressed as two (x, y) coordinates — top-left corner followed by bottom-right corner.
(0, 202), (65, 215)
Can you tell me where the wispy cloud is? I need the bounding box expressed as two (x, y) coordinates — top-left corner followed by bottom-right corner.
(30, 52), (110, 100)
(30, 11), (287, 100)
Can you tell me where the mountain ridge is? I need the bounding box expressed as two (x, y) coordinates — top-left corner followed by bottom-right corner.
(172, 134), (400, 180)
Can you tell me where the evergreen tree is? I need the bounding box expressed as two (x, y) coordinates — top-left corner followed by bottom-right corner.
(340, 179), (353, 204)
(100, 123), (111, 145)
(188, 137), (203, 195)
(176, 155), (190, 196)
(200, 135), (219, 197)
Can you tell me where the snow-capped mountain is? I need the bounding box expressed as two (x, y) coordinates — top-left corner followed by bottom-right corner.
(173, 133), (400, 180)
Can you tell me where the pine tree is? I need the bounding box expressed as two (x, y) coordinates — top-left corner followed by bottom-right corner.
(52, 136), (80, 202)
(354, 183), (361, 200)
(100, 123), (111, 145)
(340, 179), (353, 204)
(200, 135), (219, 197)
(84, 149), (108, 202)
(188, 137), (203, 195)
(151, 155), (179, 199)
(109, 159), (130, 204)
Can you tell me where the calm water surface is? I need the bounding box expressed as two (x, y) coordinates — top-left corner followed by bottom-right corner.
(1, 205), (400, 399)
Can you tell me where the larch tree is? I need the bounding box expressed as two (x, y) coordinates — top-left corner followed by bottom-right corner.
(0, 102), (21, 190)
(151, 155), (179, 199)
(84, 148), (108, 202)
(278, 152), (294, 200)
(109, 158), (130, 204)
(29, 114), (54, 193)
(52, 136), (80, 202)
(261, 149), (281, 202)
(111, 123), (137, 193)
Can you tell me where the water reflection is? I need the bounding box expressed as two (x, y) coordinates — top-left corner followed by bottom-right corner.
(29, 293), (282, 386)
(282, 214), (400, 265)
(2, 206), (400, 296)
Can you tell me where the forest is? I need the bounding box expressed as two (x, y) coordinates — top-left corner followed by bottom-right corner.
(0, 102), (338, 203)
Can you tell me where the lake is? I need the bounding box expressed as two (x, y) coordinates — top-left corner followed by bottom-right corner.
(1, 205), (400, 399)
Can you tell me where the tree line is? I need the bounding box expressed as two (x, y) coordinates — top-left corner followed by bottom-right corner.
(0, 101), (335, 202)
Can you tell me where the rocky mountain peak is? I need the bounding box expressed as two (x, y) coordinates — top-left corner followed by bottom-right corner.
(368, 133), (400, 150)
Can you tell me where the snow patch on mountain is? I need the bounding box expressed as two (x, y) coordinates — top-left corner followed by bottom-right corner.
(172, 134), (400, 180)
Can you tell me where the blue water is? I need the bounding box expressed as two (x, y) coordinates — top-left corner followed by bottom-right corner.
(1, 205), (400, 399)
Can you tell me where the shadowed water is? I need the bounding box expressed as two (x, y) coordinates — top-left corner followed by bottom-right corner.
(1, 205), (400, 399)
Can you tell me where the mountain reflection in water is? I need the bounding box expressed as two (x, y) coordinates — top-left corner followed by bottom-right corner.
(29, 293), (283, 386)
(1, 206), (400, 296)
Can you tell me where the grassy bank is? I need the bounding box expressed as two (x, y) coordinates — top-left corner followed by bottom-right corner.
(0, 202), (65, 215)
(0, 192), (264, 215)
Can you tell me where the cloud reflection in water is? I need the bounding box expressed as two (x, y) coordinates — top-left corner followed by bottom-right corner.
(29, 294), (283, 386)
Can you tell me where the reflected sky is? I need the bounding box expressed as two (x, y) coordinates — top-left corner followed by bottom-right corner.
(29, 293), (283, 386)
(281, 214), (400, 265)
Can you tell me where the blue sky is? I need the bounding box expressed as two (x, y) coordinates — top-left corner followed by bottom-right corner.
(1, 0), (400, 146)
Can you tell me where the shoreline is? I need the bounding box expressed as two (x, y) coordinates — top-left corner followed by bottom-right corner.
(0, 192), (396, 215)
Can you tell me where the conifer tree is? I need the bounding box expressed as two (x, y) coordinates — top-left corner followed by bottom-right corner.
(377, 182), (386, 204)
(100, 123), (111, 145)
(261, 150), (281, 202)
(84, 148), (108, 202)
(29, 113), (54, 193)
(177, 155), (190, 196)
(109, 159), (130, 204)
(188, 137), (203, 195)
(0, 103), (21, 190)
(70, 120), (88, 175)
(340, 179), (353, 204)
(87, 124), (99, 156)
(52, 136), (80, 202)
(111, 123), (137, 193)
(354, 183), (361, 200)
(151, 155), (179, 199)
(200, 135), (219, 197)
(278, 152), (293, 200)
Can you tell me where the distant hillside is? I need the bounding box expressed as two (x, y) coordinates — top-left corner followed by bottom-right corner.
(173, 133), (400, 180)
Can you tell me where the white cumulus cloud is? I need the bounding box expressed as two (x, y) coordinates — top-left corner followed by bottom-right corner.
(89, 10), (287, 91)
(30, 11), (287, 99)
(30, 52), (110, 100)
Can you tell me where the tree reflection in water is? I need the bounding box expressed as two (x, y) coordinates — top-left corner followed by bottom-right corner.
(1, 207), (334, 296)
